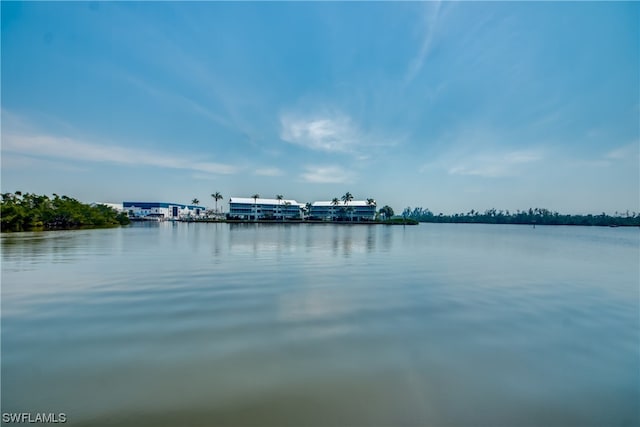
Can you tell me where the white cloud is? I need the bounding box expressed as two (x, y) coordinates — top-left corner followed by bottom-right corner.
(254, 167), (284, 177)
(405, 1), (444, 83)
(279, 110), (399, 159)
(447, 150), (543, 177)
(418, 125), (546, 178)
(606, 143), (639, 161)
(280, 112), (361, 153)
(422, 146), (544, 178)
(2, 132), (239, 175)
(1, 152), (89, 172)
(300, 165), (355, 184)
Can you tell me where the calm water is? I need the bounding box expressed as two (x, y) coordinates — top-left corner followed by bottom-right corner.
(2, 223), (639, 426)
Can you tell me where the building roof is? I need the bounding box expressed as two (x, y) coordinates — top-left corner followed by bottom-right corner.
(123, 202), (206, 209)
(229, 197), (304, 207)
(311, 200), (376, 207)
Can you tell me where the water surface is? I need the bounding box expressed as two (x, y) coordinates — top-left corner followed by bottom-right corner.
(2, 223), (639, 426)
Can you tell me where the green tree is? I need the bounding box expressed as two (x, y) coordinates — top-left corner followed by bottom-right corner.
(331, 197), (340, 221)
(379, 205), (394, 220)
(276, 194), (283, 220)
(211, 192), (223, 213)
(192, 198), (200, 205)
(252, 194), (260, 220)
(1, 192), (129, 232)
(341, 192), (354, 221)
(341, 192), (353, 204)
(304, 202), (312, 220)
(366, 198), (376, 221)
(283, 201), (292, 220)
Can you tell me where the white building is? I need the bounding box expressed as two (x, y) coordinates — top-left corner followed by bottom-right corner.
(228, 197), (305, 220)
(123, 202), (206, 220)
(309, 200), (377, 221)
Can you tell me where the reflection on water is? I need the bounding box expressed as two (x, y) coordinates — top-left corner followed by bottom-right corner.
(226, 223), (379, 257)
(1, 229), (114, 269)
(1, 223), (639, 427)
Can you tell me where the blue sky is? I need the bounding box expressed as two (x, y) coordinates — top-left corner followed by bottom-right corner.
(2, 1), (638, 214)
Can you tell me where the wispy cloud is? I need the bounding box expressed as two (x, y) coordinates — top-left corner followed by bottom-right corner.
(3, 131), (239, 175)
(446, 150), (543, 177)
(422, 147), (544, 178)
(254, 167), (284, 177)
(280, 112), (361, 154)
(418, 124), (546, 178)
(1, 153), (89, 173)
(279, 110), (399, 160)
(117, 71), (231, 129)
(300, 165), (355, 184)
(95, 10), (263, 146)
(405, 1), (444, 84)
(605, 142), (639, 161)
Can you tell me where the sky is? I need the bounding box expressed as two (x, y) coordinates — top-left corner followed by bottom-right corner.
(1, 1), (638, 215)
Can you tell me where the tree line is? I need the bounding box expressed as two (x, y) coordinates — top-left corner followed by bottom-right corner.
(400, 207), (640, 227)
(1, 192), (130, 232)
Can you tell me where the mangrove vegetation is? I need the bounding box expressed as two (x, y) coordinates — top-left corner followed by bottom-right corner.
(1, 192), (130, 232)
(400, 207), (640, 227)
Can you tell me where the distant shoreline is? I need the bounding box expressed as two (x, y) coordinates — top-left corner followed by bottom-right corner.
(168, 218), (638, 227)
(3, 192), (638, 232)
(4, 220), (640, 233)
(179, 218), (419, 225)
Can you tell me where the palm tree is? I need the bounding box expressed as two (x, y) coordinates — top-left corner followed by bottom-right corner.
(304, 202), (312, 220)
(366, 198), (376, 221)
(252, 194), (260, 221)
(211, 192), (223, 213)
(283, 201), (291, 221)
(331, 197), (340, 221)
(276, 194), (283, 220)
(341, 192), (353, 204)
(341, 192), (353, 221)
(188, 198), (200, 220)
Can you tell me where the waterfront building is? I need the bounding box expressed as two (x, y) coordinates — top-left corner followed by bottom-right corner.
(123, 202), (206, 220)
(309, 200), (376, 221)
(228, 197), (305, 220)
